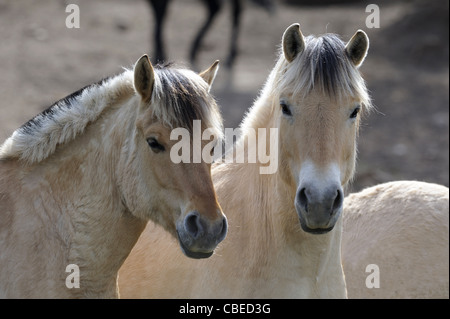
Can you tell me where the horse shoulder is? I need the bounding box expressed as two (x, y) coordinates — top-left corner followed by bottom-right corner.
(0, 161), (29, 244)
(0, 162), (48, 296)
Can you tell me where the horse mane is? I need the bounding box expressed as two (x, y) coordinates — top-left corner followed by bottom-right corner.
(0, 63), (222, 164)
(275, 33), (372, 108)
(151, 63), (223, 136)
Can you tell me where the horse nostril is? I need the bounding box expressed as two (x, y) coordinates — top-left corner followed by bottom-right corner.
(184, 212), (203, 239)
(298, 187), (308, 212)
(331, 189), (343, 215)
(218, 216), (228, 241)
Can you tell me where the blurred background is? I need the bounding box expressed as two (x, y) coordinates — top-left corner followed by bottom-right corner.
(0, 0), (448, 192)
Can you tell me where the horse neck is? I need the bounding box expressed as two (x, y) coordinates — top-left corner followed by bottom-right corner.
(22, 95), (146, 297)
(215, 94), (281, 261)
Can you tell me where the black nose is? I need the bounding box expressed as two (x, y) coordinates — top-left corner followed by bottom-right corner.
(184, 211), (227, 240)
(181, 210), (227, 253)
(297, 187), (343, 216)
(295, 184), (344, 233)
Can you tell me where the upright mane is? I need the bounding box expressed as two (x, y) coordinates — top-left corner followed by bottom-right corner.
(0, 63), (223, 164)
(150, 63), (223, 135)
(275, 33), (372, 106)
(240, 33), (372, 135)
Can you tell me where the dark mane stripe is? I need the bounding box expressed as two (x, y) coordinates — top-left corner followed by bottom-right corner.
(19, 63), (215, 138)
(20, 76), (112, 135)
(153, 66), (213, 132)
(310, 35), (347, 96)
(0, 62), (222, 164)
(276, 33), (371, 108)
(303, 34), (354, 96)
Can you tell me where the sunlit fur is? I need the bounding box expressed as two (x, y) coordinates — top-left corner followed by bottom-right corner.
(343, 181), (449, 299)
(273, 35), (371, 105)
(0, 57), (224, 298)
(118, 25), (371, 298)
(0, 65), (223, 163)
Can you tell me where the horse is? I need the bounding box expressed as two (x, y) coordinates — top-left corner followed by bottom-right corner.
(0, 55), (227, 298)
(118, 23), (371, 298)
(147, 0), (275, 68)
(342, 180), (449, 299)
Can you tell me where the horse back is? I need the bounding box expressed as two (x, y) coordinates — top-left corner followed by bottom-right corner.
(342, 181), (449, 299)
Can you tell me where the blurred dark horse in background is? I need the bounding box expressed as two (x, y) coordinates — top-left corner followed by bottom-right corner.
(147, 0), (275, 69)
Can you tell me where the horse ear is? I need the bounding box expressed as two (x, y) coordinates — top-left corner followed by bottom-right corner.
(134, 55), (155, 102)
(345, 30), (369, 68)
(199, 60), (220, 90)
(282, 23), (305, 63)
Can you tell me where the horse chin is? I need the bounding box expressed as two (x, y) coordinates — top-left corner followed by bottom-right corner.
(182, 248), (214, 259)
(295, 204), (341, 235)
(296, 209), (336, 234)
(177, 232), (214, 259)
(299, 222), (335, 235)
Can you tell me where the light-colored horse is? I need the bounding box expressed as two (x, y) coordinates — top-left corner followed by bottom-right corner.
(0, 55), (227, 298)
(118, 24), (371, 298)
(342, 180), (449, 299)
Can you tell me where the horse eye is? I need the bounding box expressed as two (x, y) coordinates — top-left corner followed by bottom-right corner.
(280, 102), (292, 116)
(147, 137), (165, 153)
(350, 106), (361, 119)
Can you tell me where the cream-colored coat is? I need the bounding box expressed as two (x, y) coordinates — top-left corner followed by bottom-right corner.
(119, 178), (449, 299)
(119, 162), (347, 298)
(342, 181), (449, 299)
(0, 108), (146, 298)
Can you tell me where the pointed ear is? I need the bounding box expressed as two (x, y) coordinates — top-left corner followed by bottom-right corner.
(345, 30), (369, 68)
(282, 23), (305, 63)
(199, 60), (220, 91)
(134, 55), (155, 102)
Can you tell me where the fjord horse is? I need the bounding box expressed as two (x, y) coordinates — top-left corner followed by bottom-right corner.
(0, 55), (227, 298)
(119, 24), (371, 298)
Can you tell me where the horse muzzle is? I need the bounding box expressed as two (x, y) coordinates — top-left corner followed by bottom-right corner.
(295, 183), (343, 234)
(176, 211), (228, 259)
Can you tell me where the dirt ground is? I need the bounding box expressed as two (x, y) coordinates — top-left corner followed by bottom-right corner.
(0, 0), (448, 193)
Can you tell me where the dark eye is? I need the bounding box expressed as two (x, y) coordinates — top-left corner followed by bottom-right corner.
(350, 106), (361, 119)
(280, 102), (292, 116)
(147, 137), (165, 153)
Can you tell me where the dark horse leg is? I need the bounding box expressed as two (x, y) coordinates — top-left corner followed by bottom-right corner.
(189, 0), (223, 69)
(148, 0), (171, 64)
(226, 0), (275, 68)
(226, 0), (242, 68)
